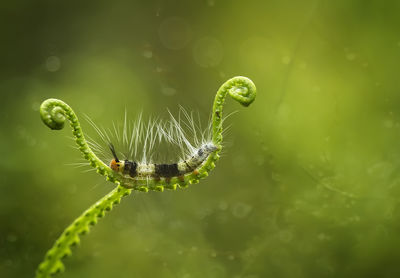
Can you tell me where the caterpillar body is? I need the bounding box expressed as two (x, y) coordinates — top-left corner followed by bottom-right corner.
(109, 142), (218, 181)
(86, 106), (220, 190)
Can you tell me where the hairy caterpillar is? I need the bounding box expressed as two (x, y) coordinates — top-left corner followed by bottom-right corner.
(109, 142), (218, 179)
(86, 107), (220, 188)
(36, 76), (256, 278)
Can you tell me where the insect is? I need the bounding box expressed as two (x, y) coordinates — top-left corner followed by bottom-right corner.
(109, 142), (218, 178)
(87, 107), (220, 187)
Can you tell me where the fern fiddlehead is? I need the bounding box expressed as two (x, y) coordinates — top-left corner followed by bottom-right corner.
(40, 99), (119, 183)
(186, 76), (257, 183)
(36, 76), (256, 277)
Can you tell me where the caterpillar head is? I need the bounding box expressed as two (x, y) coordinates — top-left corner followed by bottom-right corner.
(108, 143), (124, 172)
(110, 159), (124, 172)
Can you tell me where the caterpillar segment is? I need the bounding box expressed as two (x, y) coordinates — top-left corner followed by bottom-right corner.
(109, 142), (218, 188)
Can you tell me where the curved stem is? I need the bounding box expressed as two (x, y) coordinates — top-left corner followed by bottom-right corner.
(212, 76), (257, 144)
(36, 76), (256, 277)
(194, 76), (257, 180)
(36, 184), (131, 278)
(40, 98), (120, 185)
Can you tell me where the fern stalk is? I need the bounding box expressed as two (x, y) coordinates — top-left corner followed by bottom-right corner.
(36, 76), (256, 277)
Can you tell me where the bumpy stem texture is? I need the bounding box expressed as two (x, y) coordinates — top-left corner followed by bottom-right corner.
(36, 76), (256, 277)
(36, 185), (131, 278)
(40, 99), (119, 184)
(193, 76), (257, 182)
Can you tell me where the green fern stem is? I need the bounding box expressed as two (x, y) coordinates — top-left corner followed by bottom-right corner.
(195, 76), (257, 181)
(40, 98), (119, 184)
(36, 76), (256, 278)
(36, 185), (131, 278)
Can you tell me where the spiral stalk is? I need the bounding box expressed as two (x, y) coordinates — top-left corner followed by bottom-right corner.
(36, 76), (256, 277)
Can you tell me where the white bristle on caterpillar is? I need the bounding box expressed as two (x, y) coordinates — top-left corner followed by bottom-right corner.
(85, 107), (219, 182)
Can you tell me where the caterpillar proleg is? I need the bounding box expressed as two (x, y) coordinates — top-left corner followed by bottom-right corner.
(37, 76), (256, 278)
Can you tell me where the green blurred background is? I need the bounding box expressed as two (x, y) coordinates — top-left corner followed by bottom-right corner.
(2, 0), (400, 277)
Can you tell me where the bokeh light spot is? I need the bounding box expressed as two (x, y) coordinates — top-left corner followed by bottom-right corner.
(158, 17), (191, 50)
(45, 56), (61, 72)
(161, 86), (177, 96)
(193, 37), (223, 68)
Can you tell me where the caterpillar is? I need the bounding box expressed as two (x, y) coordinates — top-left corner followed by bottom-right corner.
(37, 76), (256, 278)
(109, 142), (218, 179)
(86, 105), (220, 188)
